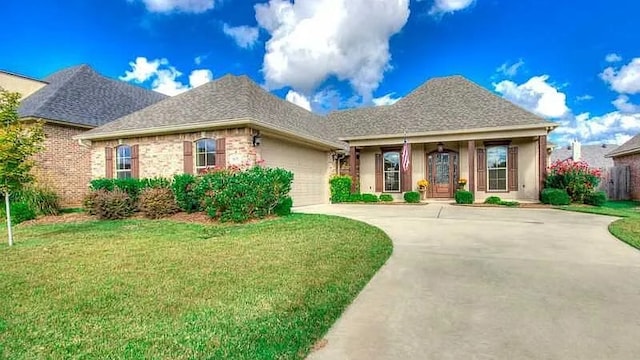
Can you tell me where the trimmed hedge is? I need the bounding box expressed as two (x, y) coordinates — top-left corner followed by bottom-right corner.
(172, 174), (202, 213)
(584, 191), (607, 207)
(361, 193), (379, 203)
(404, 191), (421, 203)
(329, 176), (352, 203)
(379, 194), (394, 202)
(92, 189), (134, 220)
(138, 188), (178, 219)
(345, 193), (363, 203)
(454, 190), (474, 204)
(484, 196), (502, 205)
(274, 197), (293, 216)
(540, 188), (570, 205)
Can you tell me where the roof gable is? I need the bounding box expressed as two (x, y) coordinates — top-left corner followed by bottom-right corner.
(327, 75), (555, 138)
(607, 133), (640, 157)
(18, 65), (166, 127)
(551, 144), (616, 169)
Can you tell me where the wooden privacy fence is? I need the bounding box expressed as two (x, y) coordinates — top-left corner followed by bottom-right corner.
(605, 165), (631, 200)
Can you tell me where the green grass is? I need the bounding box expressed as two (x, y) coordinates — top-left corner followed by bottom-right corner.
(558, 200), (640, 250)
(0, 214), (392, 359)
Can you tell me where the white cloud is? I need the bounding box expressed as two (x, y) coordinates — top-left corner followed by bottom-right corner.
(429, 0), (475, 14)
(552, 111), (640, 145)
(285, 90), (311, 111)
(600, 57), (640, 94)
(222, 24), (260, 49)
(135, 0), (215, 13)
(255, 0), (410, 100)
(120, 57), (167, 83)
(372, 92), (401, 106)
(613, 95), (640, 114)
(493, 75), (569, 118)
(188, 69), (213, 88)
(576, 94), (594, 101)
(194, 55), (207, 65)
(120, 56), (213, 96)
(605, 53), (622, 63)
(496, 59), (524, 78)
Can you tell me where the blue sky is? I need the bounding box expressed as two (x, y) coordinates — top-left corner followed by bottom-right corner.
(2, 0), (639, 145)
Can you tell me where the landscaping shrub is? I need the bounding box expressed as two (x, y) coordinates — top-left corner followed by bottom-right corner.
(199, 166), (294, 223)
(540, 188), (570, 205)
(545, 159), (602, 203)
(89, 178), (151, 202)
(142, 177), (172, 189)
(361, 193), (379, 203)
(346, 193), (363, 203)
(484, 196), (502, 205)
(404, 191), (421, 203)
(454, 190), (474, 204)
(584, 191), (607, 207)
(138, 188), (178, 219)
(17, 184), (60, 216)
(82, 190), (102, 215)
(0, 202), (36, 224)
(329, 176), (352, 203)
(172, 174), (202, 213)
(379, 194), (394, 202)
(89, 178), (115, 192)
(274, 196), (293, 216)
(93, 189), (134, 220)
(499, 200), (520, 207)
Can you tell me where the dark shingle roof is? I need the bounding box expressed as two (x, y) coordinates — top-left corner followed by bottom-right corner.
(607, 133), (640, 157)
(81, 75), (342, 147)
(551, 144), (616, 169)
(327, 75), (555, 138)
(18, 65), (166, 127)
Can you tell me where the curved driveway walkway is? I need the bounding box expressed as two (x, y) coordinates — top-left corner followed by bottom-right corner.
(300, 204), (640, 360)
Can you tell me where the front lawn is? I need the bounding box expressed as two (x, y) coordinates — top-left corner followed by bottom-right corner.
(0, 214), (392, 359)
(559, 200), (640, 250)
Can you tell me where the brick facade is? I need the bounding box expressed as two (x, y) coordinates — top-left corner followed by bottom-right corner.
(32, 123), (92, 207)
(91, 127), (258, 179)
(613, 153), (640, 200)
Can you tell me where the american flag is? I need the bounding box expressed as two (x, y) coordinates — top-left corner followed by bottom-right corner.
(401, 138), (410, 172)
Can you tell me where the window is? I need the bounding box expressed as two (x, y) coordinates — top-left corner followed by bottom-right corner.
(487, 146), (507, 191)
(116, 145), (132, 179)
(195, 139), (216, 172)
(383, 151), (401, 192)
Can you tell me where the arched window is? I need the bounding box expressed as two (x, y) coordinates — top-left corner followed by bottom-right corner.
(195, 139), (216, 171)
(116, 145), (132, 179)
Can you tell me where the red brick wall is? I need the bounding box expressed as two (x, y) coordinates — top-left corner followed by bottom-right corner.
(614, 153), (640, 200)
(33, 123), (91, 207)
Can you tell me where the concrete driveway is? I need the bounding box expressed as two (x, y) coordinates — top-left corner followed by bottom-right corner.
(299, 204), (640, 360)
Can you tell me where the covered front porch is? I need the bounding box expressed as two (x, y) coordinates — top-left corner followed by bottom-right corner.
(342, 128), (551, 202)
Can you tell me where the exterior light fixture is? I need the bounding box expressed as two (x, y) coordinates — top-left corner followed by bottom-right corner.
(437, 142), (444, 153)
(252, 131), (262, 147)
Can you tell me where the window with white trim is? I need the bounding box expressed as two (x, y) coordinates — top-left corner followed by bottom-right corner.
(195, 139), (216, 172)
(487, 146), (507, 191)
(383, 151), (401, 192)
(116, 145), (132, 179)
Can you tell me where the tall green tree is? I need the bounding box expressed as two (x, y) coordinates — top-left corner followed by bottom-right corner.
(0, 88), (44, 246)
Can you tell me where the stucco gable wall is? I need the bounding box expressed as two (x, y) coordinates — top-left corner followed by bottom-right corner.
(0, 72), (46, 99)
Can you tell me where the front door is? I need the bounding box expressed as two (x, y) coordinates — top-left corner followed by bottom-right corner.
(427, 151), (458, 198)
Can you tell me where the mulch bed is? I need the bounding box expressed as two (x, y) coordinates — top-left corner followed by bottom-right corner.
(20, 211), (218, 227)
(453, 203), (553, 209)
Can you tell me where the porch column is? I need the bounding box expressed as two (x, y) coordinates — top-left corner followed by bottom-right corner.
(468, 140), (475, 194)
(538, 135), (547, 192)
(349, 146), (357, 193)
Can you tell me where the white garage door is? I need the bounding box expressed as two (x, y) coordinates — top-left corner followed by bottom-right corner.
(260, 136), (329, 206)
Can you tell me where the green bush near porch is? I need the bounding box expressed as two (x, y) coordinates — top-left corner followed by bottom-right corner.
(379, 194), (394, 202)
(541, 188), (570, 206)
(361, 193), (379, 203)
(404, 191), (421, 203)
(329, 176), (352, 203)
(454, 190), (474, 204)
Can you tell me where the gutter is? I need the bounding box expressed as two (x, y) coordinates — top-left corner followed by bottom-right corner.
(73, 117), (345, 151)
(338, 122), (558, 141)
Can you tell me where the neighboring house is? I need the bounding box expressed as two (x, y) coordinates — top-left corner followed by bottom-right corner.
(77, 74), (557, 205)
(2, 65), (166, 206)
(551, 140), (615, 170)
(606, 134), (640, 200)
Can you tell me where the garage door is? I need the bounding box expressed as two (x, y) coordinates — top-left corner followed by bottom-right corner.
(260, 136), (329, 206)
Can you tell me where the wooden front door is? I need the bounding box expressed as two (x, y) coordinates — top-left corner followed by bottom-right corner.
(427, 151), (458, 198)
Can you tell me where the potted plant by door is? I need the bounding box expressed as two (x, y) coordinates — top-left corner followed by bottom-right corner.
(458, 178), (468, 190)
(417, 179), (429, 200)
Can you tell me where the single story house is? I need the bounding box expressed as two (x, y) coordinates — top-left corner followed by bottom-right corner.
(77, 74), (557, 205)
(606, 134), (640, 200)
(1, 65), (166, 206)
